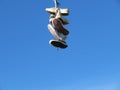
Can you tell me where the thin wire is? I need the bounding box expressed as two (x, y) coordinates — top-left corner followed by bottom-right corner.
(53, 0), (60, 8)
(54, 0), (57, 8)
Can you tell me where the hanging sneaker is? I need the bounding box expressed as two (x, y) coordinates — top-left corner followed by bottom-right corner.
(49, 40), (68, 49)
(45, 7), (69, 16)
(52, 18), (69, 35)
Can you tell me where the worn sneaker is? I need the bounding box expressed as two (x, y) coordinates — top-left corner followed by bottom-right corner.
(45, 7), (69, 16)
(52, 18), (69, 35)
(49, 40), (68, 49)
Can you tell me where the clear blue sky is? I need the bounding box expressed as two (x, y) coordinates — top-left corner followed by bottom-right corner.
(0, 0), (120, 90)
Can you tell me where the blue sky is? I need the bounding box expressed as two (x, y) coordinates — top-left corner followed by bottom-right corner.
(0, 0), (120, 90)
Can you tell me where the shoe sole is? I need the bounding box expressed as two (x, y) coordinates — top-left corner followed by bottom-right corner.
(50, 40), (68, 49)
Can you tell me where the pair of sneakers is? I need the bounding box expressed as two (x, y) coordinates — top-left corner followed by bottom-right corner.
(48, 20), (68, 49)
(46, 8), (69, 49)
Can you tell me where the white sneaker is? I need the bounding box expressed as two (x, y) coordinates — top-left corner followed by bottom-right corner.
(45, 7), (69, 16)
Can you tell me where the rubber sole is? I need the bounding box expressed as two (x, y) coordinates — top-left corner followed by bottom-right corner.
(49, 40), (68, 49)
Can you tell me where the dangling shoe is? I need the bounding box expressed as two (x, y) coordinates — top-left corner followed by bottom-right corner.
(49, 40), (68, 49)
(45, 7), (69, 16)
(52, 18), (69, 35)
